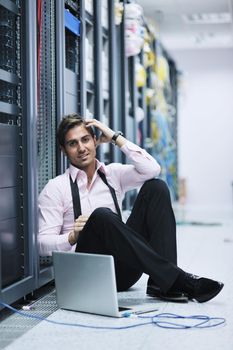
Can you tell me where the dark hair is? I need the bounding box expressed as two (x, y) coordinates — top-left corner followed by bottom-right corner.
(57, 113), (95, 147)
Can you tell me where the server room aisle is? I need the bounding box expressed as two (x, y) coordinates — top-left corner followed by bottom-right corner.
(1, 210), (232, 350)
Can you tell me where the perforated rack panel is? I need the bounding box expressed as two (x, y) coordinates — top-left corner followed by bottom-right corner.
(37, 0), (56, 194)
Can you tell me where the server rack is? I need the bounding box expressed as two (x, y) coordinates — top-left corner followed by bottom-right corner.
(150, 40), (179, 200)
(80, 0), (94, 118)
(108, 0), (119, 163)
(37, 0), (83, 287)
(121, 6), (179, 204)
(64, 1), (81, 115)
(115, 0), (127, 165)
(80, 0), (117, 164)
(144, 37), (154, 154)
(94, 0), (110, 163)
(167, 58), (178, 200)
(0, 0), (37, 306)
(137, 50), (147, 149)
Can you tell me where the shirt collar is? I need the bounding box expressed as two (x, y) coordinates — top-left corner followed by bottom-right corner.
(69, 159), (107, 182)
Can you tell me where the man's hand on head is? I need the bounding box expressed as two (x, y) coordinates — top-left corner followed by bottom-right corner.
(85, 119), (126, 148)
(85, 119), (115, 146)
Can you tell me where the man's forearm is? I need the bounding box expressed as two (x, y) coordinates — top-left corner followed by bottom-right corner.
(38, 232), (73, 256)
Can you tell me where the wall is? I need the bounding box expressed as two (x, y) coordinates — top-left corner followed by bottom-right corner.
(171, 48), (233, 216)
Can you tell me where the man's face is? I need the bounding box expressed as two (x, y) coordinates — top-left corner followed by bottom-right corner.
(62, 124), (97, 171)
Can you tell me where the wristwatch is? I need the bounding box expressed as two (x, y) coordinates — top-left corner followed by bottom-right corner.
(111, 131), (124, 145)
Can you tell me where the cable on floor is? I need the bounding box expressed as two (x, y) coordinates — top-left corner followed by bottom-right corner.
(0, 301), (226, 330)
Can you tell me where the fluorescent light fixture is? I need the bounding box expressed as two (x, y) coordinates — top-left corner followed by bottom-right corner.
(182, 12), (232, 24)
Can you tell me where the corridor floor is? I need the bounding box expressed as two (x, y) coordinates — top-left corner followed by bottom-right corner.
(1, 208), (233, 350)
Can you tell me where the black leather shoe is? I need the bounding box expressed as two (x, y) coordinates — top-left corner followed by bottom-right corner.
(182, 273), (224, 303)
(146, 284), (188, 302)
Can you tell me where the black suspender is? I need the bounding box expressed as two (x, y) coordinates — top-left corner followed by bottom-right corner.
(69, 170), (122, 220)
(97, 170), (122, 219)
(69, 176), (82, 220)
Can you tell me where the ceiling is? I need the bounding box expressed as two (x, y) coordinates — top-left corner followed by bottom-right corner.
(137, 0), (233, 50)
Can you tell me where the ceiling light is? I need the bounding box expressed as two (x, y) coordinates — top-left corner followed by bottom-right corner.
(182, 12), (232, 24)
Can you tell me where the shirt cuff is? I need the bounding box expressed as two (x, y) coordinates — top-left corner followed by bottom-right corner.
(58, 232), (73, 251)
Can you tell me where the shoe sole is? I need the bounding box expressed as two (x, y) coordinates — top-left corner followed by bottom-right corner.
(150, 294), (188, 302)
(147, 287), (189, 303)
(191, 283), (224, 303)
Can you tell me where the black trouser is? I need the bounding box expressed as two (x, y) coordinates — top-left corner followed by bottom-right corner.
(76, 179), (184, 293)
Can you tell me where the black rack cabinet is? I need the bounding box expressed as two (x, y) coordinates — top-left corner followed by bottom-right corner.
(0, 0), (37, 306)
(0, 125), (20, 288)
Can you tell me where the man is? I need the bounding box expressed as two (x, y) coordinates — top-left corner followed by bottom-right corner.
(38, 113), (223, 303)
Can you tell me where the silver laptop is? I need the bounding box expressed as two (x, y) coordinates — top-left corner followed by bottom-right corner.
(52, 251), (158, 318)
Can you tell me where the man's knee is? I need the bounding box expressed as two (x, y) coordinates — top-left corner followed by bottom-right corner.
(141, 178), (170, 197)
(89, 208), (122, 230)
(90, 207), (111, 219)
(89, 207), (118, 223)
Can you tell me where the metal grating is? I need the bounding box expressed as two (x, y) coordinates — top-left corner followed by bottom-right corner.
(0, 289), (58, 349)
(37, 0), (57, 193)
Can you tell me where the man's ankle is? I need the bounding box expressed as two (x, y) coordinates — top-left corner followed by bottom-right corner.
(169, 272), (186, 292)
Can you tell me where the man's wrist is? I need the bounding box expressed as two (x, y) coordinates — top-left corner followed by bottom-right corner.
(111, 131), (124, 145)
(68, 230), (77, 246)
